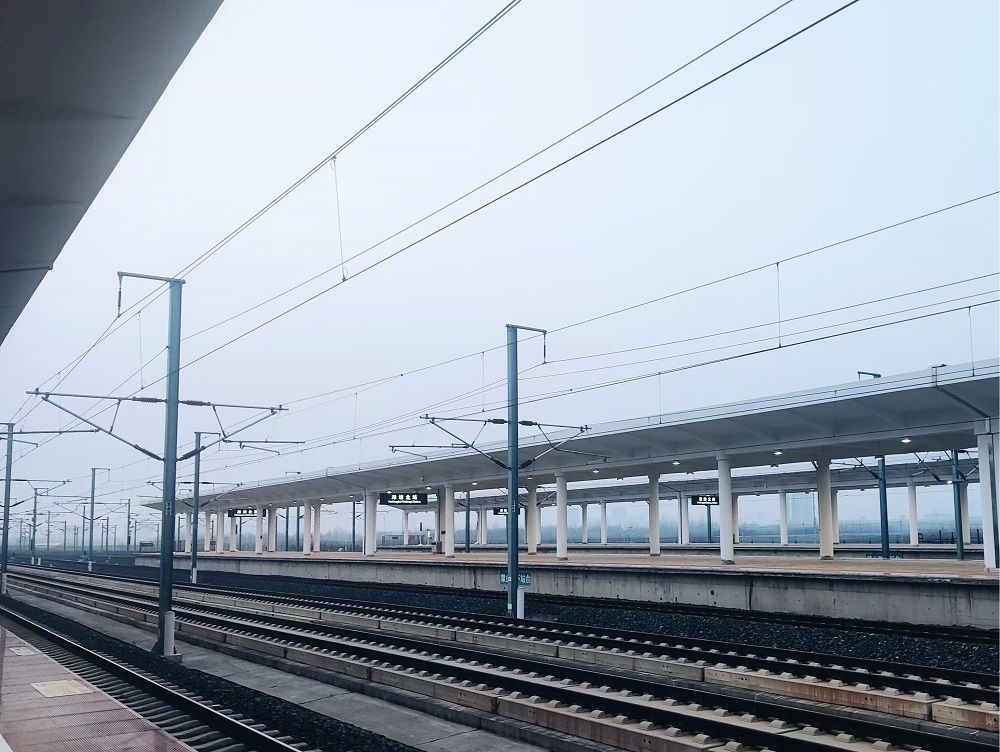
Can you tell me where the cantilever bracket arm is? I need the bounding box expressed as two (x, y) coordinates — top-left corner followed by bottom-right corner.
(423, 418), (508, 471)
(910, 453), (945, 483)
(853, 457), (882, 481)
(519, 425), (599, 470)
(36, 394), (162, 461)
(390, 447), (429, 460)
(177, 410), (282, 461)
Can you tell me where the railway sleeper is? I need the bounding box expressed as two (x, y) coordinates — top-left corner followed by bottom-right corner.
(9, 574), (998, 736)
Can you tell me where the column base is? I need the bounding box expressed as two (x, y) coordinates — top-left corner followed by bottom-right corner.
(721, 558), (735, 565)
(556, 556), (568, 561)
(527, 551), (537, 555)
(649, 552), (660, 557)
(820, 555), (834, 560)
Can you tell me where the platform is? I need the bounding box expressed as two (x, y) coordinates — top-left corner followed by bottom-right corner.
(0, 625), (190, 752)
(136, 549), (999, 630)
(393, 542), (986, 559)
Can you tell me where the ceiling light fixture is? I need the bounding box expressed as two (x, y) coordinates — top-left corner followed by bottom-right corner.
(901, 437), (912, 444)
(774, 450), (783, 456)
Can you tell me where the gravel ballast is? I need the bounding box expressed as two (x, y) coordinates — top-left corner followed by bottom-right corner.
(30, 558), (1000, 674)
(1, 596), (419, 752)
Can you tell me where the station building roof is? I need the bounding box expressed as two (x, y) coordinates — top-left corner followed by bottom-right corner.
(0, 0), (220, 344)
(176, 360), (998, 512)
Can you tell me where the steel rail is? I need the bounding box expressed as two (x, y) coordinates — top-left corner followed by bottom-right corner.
(0, 600), (305, 752)
(170, 577), (999, 690)
(24, 556), (998, 642)
(19, 565), (994, 693)
(8, 573), (996, 752)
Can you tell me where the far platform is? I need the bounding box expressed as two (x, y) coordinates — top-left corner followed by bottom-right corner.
(136, 547), (999, 630)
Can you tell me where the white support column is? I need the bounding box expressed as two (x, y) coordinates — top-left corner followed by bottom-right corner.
(718, 456), (735, 563)
(679, 496), (690, 544)
(960, 484), (971, 544)
(580, 504), (589, 544)
(301, 503), (312, 555)
(647, 474), (661, 556)
(478, 507), (488, 545)
(778, 491), (789, 545)
(228, 513), (238, 552)
(267, 506), (277, 551)
(526, 486), (538, 555)
(314, 502), (323, 552)
(434, 490), (444, 553)
(817, 457), (834, 559)
(215, 511), (225, 553)
(555, 473), (568, 560)
(443, 485), (455, 558)
(977, 428), (998, 570)
(202, 511), (211, 551)
(184, 512), (192, 553)
(363, 492), (378, 556)
(254, 506), (264, 554)
(907, 483), (919, 545)
(600, 501), (608, 545)
(831, 489), (840, 544)
(731, 495), (740, 543)
(402, 511), (409, 545)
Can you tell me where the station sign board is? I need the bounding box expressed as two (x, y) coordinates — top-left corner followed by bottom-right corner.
(493, 506), (520, 516)
(500, 571), (531, 587)
(691, 494), (719, 506)
(379, 492), (428, 506)
(227, 507), (257, 518)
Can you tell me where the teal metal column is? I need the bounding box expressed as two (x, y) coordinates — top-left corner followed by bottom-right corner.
(155, 277), (184, 655)
(87, 468), (97, 571)
(29, 491), (37, 564)
(878, 456), (890, 559)
(191, 432), (203, 583)
(952, 450), (965, 560)
(1, 423), (12, 588)
(505, 324), (519, 617)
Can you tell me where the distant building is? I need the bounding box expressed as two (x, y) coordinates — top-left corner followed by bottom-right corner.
(786, 492), (816, 527)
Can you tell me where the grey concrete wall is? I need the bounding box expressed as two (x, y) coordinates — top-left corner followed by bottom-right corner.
(403, 543), (985, 560)
(136, 554), (998, 630)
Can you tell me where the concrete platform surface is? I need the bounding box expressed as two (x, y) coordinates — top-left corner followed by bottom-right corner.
(0, 625), (190, 752)
(12, 592), (545, 752)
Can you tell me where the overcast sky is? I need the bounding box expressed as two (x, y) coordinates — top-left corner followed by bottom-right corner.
(2, 0), (997, 537)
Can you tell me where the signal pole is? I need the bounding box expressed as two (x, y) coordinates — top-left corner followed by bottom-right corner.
(123, 498), (132, 554)
(29, 491), (37, 565)
(2, 424), (11, 584)
(88, 467), (109, 571)
(505, 324), (546, 618)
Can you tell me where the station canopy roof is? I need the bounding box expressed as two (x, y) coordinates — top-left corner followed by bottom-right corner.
(180, 360), (998, 512)
(0, 0), (220, 345)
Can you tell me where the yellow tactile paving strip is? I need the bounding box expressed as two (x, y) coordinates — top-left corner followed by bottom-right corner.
(0, 629), (192, 752)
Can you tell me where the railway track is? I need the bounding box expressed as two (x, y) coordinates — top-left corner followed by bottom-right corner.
(29, 556), (996, 643)
(8, 566), (999, 752)
(0, 601), (312, 752)
(13, 566), (997, 704)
